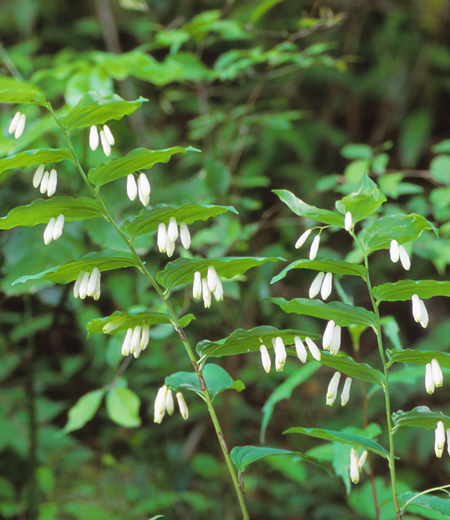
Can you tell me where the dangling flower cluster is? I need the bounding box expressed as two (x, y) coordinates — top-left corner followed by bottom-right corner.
(322, 320), (342, 355)
(309, 271), (333, 300)
(389, 240), (411, 270)
(157, 218), (191, 257)
(8, 111), (26, 139)
(121, 324), (150, 358)
(73, 268), (101, 300)
(154, 385), (188, 423)
(425, 359), (443, 394)
(412, 294), (429, 328)
(43, 214), (64, 245)
(127, 173), (151, 206)
(89, 124), (115, 156)
(33, 165), (58, 197)
(259, 335), (324, 373)
(295, 229), (322, 260)
(434, 421), (448, 458)
(325, 371), (353, 406)
(350, 448), (368, 484)
(192, 266), (223, 307)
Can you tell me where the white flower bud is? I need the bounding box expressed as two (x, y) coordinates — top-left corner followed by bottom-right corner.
(431, 359), (443, 387)
(137, 173), (151, 206)
(419, 300), (429, 328)
(176, 391), (189, 420)
(47, 169), (58, 197)
(8, 111), (21, 134)
(193, 271), (202, 299)
(40, 171), (50, 194)
(78, 271), (91, 300)
(126, 174), (138, 201)
(213, 278), (223, 302)
(412, 294), (422, 323)
(322, 320), (335, 351)
(87, 267), (100, 297)
(121, 328), (134, 356)
(344, 212), (353, 231)
(180, 222), (191, 249)
(103, 124), (115, 145)
(154, 385), (169, 424)
(52, 214), (64, 241)
(425, 363), (435, 394)
(202, 278), (212, 308)
(167, 216), (178, 242)
(166, 237), (175, 257)
(157, 223), (167, 253)
(141, 324), (150, 350)
(89, 126), (99, 150)
(73, 271), (85, 299)
(207, 265), (218, 292)
(295, 229), (312, 249)
(130, 326), (142, 358)
(399, 245), (411, 270)
(358, 450), (368, 470)
(341, 377), (352, 406)
(326, 372), (341, 406)
(294, 336), (307, 363)
(435, 421), (445, 458)
(305, 337), (321, 361)
(447, 429), (450, 456)
(102, 317), (127, 333)
(350, 448), (360, 484)
(330, 325), (341, 356)
(100, 130), (111, 157)
(260, 344), (271, 373)
(273, 336), (286, 371)
(43, 218), (56, 245)
(165, 389), (174, 415)
(14, 113), (26, 139)
(309, 234), (320, 260)
(321, 272), (333, 300)
(390, 240), (399, 263)
(309, 272), (325, 299)
(33, 164), (45, 188)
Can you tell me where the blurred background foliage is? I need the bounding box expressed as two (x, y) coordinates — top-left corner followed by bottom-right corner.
(1, 0), (450, 519)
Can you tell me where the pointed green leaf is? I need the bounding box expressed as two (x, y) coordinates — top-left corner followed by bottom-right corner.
(273, 189), (344, 226)
(359, 214), (437, 255)
(340, 144), (373, 160)
(392, 406), (450, 433)
(62, 92), (147, 130)
(12, 250), (138, 286)
(0, 77), (46, 104)
(62, 389), (105, 434)
(124, 203), (237, 239)
(284, 427), (389, 459)
(86, 310), (195, 337)
(0, 149), (73, 181)
(230, 445), (330, 476)
(196, 326), (320, 359)
(271, 259), (366, 284)
(267, 297), (377, 329)
(88, 146), (199, 187)
(320, 352), (384, 386)
(373, 280), (450, 302)
(165, 364), (244, 400)
(335, 172), (386, 222)
(400, 492), (450, 516)
(0, 197), (104, 229)
(387, 349), (450, 369)
(157, 256), (282, 293)
(106, 387), (141, 427)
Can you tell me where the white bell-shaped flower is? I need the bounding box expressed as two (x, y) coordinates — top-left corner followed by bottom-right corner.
(157, 223), (167, 253)
(273, 336), (286, 371)
(259, 344), (271, 373)
(326, 372), (341, 406)
(140, 324), (150, 350)
(193, 271), (202, 299)
(47, 169), (58, 197)
(126, 174), (138, 201)
(322, 320), (335, 350)
(390, 240), (400, 263)
(294, 336), (307, 363)
(341, 377), (352, 406)
(137, 173), (151, 206)
(103, 124), (115, 145)
(121, 328), (134, 356)
(154, 385), (169, 424)
(213, 278), (224, 302)
(330, 325), (341, 356)
(73, 271), (85, 299)
(40, 171), (50, 194)
(33, 164), (45, 188)
(167, 217), (178, 242)
(180, 222), (191, 249)
(431, 358), (443, 387)
(8, 111), (21, 135)
(305, 337), (321, 361)
(309, 234), (320, 260)
(166, 236), (175, 257)
(89, 126), (99, 150)
(350, 448), (360, 484)
(78, 271), (91, 300)
(51, 214), (65, 241)
(99, 129), (111, 157)
(425, 363), (435, 394)
(207, 265), (219, 292)
(14, 113), (26, 139)
(176, 391), (189, 420)
(309, 272), (325, 299)
(43, 218), (56, 245)
(295, 229), (311, 249)
(344, 212), (352, 231)
(321, 272), (333, 300)
(202, 279), (212, 308)
(399, 245), (411, 270)
(435, 421), (445, 458)
(165, 389), (174, 415)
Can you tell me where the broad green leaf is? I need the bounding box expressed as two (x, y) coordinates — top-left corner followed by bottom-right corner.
(284, 427), (389, 459)
(335, 172), (386, 222)
(392, 406), (450, 433)
(0, 149), (73, 182)
(196, 326), (320, 359)
(261, 364), (320, 443)
(430, 155), (450, 186)
(340, 143), (373, 160)
(400, 492), (450, 516)
(230, 445), (330, 476)
(157, 256), (282, 293)
(319, 353), (384, 386)
(62, 389), (105, 433)
(0, 77), (46, 104)
(87, 311), (195, 337)
(106, 387), (141, 427)
(0, 197), (104, 229)
(359, 214), (436, 254)
(373, 280), (450, 302)
(13, 250), (138, 286)
(124, 203), (237, 239)
(273, 189), (344, 226)
(62, 92), (147, 130)
(88, 146), (200, 187)
(387, 349), (450, 369)
(271, 259), (366, 284)
(165, 364), (244, 400)
(267, 297), (377, 329)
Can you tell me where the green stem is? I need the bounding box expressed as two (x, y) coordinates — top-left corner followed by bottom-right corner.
(48, 105), (250, 519)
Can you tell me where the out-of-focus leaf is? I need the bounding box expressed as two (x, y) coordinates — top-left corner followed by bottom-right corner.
(387, 349), (450, 368)
(340, 143), (373, 160)
(271, 259), (366, 284)
(400, 492), (450, 516)
(0, 149), (73, 182)
(373, 280), (450, 302)
(392, 406), (450, 433)
(62, 389), (105, 433)
(399, 109), (432, 168)
(0, 77), (46, 104)
(430, 155), (450, 186)
(105, 387), (141, 427)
